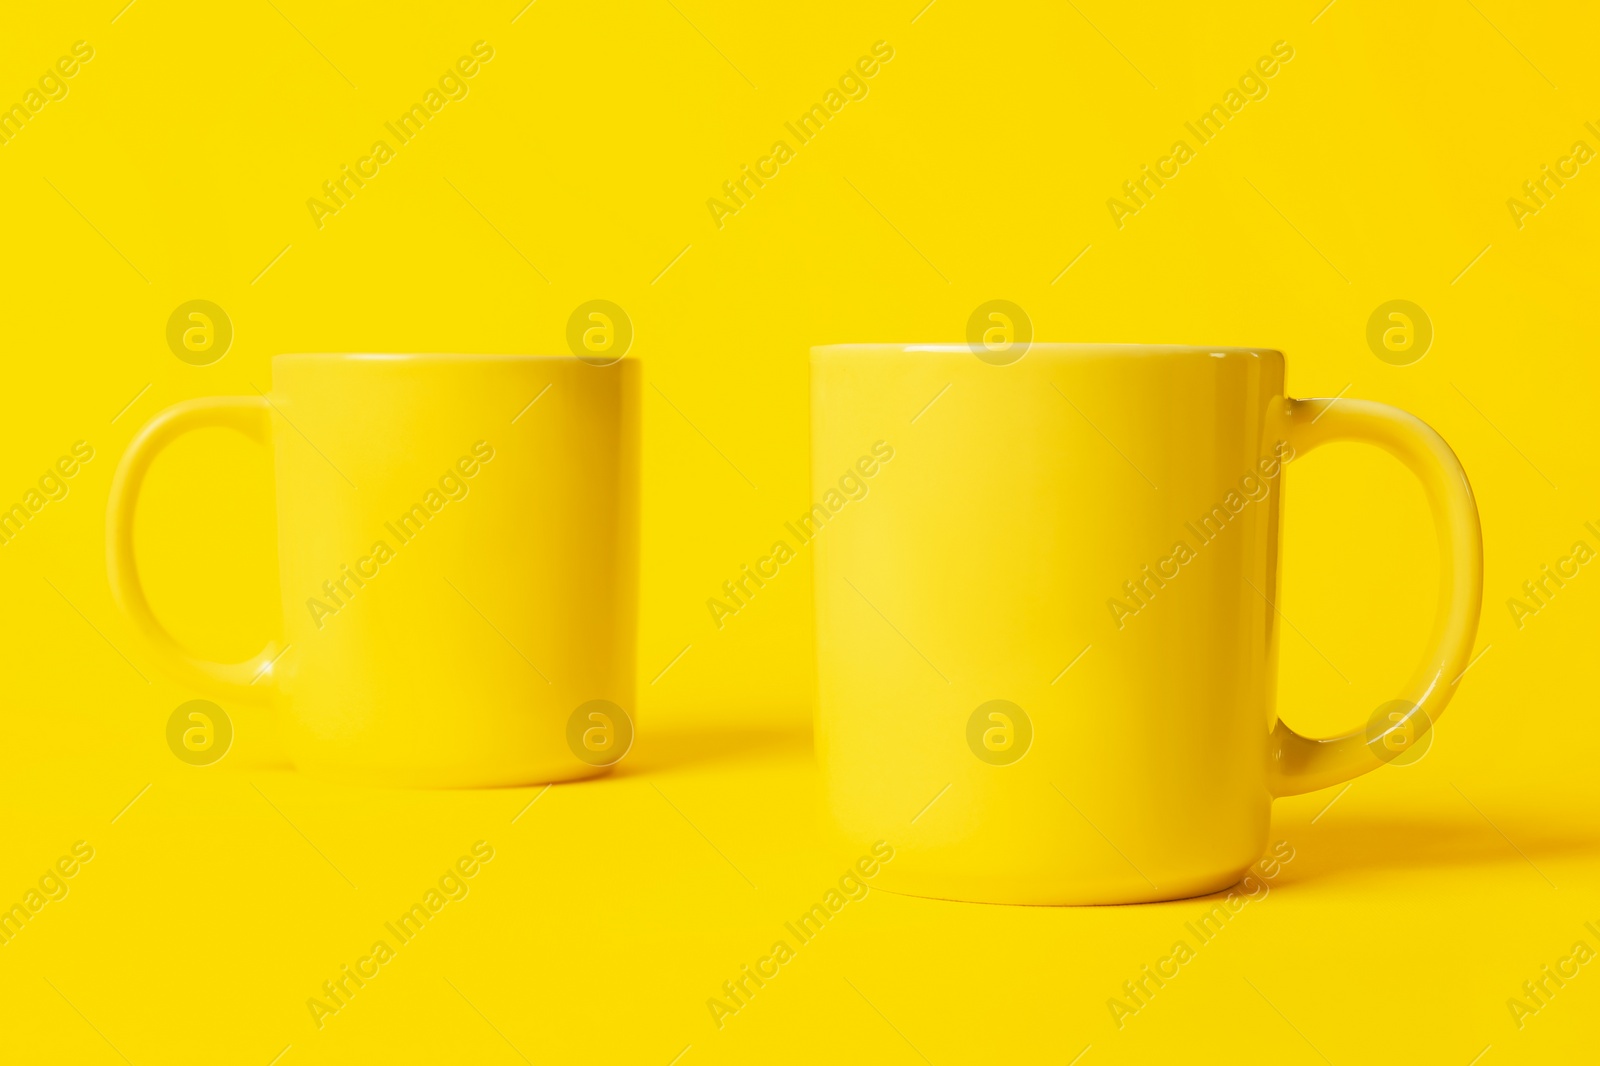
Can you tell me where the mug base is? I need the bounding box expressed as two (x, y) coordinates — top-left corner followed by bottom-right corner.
(869, 863), (1257, 907)
(287, 758), (614, 790)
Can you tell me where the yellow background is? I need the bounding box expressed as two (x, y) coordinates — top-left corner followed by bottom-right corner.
(2, 0), (1596, 1062)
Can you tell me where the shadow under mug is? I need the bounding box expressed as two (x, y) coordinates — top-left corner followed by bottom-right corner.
(810, 344), (1482, 905)
(108, 354), (639, 788)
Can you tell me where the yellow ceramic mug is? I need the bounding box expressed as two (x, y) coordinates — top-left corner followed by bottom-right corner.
(810, 344), (1481, 904)
(109, 354), (638, 787)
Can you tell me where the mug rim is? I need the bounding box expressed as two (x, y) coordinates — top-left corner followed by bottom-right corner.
(812, 343), (1283, 359)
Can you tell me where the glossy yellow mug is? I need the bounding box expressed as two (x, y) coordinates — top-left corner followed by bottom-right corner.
(109, 354), (638, 787)
(810, 344), (1481, 904)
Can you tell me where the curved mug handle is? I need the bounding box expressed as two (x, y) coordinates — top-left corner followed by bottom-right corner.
(107, 396), (280, 702)
(1270, 396), (1483, 796)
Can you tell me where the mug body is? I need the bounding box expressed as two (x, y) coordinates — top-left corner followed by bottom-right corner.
(811, 344), (1288, 904)
(269, 354), (638, 787)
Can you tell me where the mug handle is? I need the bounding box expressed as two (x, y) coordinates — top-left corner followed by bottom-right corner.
(107, 396), (281, 702)
(1269, 396), (1483, 797)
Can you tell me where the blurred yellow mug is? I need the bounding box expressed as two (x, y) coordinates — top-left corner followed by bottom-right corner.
(109, 354), (638, 787)
(811, 344), (1481, 905)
